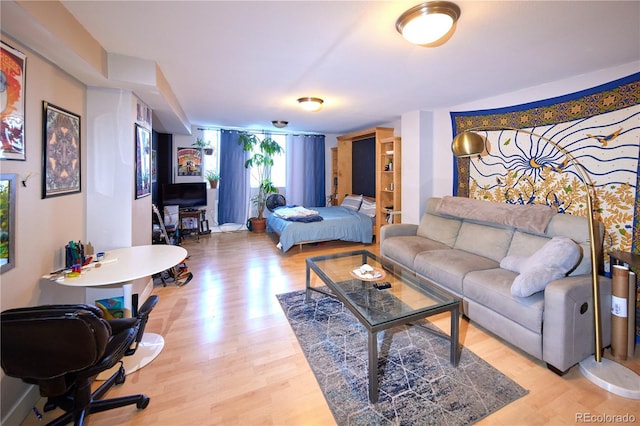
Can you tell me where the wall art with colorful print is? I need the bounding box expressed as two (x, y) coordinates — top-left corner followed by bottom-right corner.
(1, 41), (26, 160)
(42, 101), (81, 198)
(451, 73), (640, 271)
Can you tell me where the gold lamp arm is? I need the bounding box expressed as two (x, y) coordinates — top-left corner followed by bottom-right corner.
(451, 127), (602, 362)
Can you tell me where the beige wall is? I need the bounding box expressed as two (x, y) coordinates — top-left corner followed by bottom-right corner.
(0, 33), (153, 424)
(0, 34), (86, 420)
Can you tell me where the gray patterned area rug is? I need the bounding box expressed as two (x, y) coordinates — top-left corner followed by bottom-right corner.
(276, 289), (528, 425)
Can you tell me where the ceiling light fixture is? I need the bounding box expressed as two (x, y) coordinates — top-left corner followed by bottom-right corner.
(396, 1), (460, 46)
(271, 120), (288, 128)
(297, 97), (324, 112)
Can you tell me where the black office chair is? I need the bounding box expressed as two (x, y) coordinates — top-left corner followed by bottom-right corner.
(1, 296), (159, 426)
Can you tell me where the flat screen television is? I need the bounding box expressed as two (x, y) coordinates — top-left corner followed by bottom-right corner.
(161, 182), (207, 210)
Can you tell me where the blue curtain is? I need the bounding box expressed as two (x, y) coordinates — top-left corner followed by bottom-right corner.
(286, 134), (326, 207)
(218, 130), (248, 225)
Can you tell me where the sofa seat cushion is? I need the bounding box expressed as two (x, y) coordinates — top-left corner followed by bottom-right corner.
(413, 249), (499, 295)
(382, 236), (451, 269)
(464, 268), (544, 333)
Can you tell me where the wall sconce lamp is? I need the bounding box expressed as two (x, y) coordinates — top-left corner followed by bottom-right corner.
(396, 1), (460, 46)
(271, 120), (288, 129)
(451, 128), (640, 399)
(297, 97), (324, 112)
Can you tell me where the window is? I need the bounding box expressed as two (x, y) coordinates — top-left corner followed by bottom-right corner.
(201, 129), (220, 181)
(266, 134), (286, 188)
(200, 129), (285, 188)
(246, 133), (285, 189)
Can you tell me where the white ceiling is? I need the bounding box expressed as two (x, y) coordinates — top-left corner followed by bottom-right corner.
(48, 1), (640, 134)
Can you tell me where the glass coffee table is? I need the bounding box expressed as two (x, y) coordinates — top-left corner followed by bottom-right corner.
(305, 249), (460, 403)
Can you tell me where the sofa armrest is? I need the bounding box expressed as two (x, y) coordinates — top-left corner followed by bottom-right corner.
(542, 274), (612, 372)
(379, 224), (418, 243)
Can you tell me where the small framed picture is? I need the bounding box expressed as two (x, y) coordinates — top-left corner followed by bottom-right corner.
(1, 41), (27, 161)
(135, 124), (151, 199)
(42, 101), (81, 198)
(177, 147), (202, 176)
(0, 174), (17, 273)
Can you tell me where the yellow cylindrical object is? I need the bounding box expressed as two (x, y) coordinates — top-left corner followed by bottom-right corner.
(611, 265), (629, 360)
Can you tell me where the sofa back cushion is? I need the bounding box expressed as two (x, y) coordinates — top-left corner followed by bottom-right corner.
(454, 222), (514, 262)
(506, 213), (599, 276)
(416, 213), (461, 247)
(545, 213), (599, 276)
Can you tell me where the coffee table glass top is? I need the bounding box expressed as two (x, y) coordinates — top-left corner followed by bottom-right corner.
(306, 250), (458, 328)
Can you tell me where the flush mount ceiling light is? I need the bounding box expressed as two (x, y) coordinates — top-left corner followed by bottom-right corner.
(396, 1), (460, 46)
(271, 120), (288, 128)
(297, 97), (324, 112)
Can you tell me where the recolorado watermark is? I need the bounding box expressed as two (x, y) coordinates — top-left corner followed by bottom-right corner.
(576, 412), (636, 423)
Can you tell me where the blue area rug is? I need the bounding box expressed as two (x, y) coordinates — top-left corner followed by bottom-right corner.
(277, 289), (528, 425)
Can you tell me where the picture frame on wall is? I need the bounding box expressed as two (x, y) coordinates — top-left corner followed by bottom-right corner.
(42, 101), (81, 198)
(135, 124), (151, 199)
(0, 174), (17, 273)
(1, 41), (27, 161)
(177, 147), (202, 176)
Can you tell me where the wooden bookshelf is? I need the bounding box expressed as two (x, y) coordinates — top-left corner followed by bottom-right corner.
(376, 136), (401, 238)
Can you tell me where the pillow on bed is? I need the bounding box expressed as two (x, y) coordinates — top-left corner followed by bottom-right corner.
(341, 194), (363, 211)
(359, 198), (376, 217)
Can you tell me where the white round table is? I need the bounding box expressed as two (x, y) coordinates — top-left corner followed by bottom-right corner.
(53, 244), (188, 378)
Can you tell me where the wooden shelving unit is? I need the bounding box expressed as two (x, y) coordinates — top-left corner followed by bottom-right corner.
(330, 147), (338, 205)
(376, 136), (401, 238)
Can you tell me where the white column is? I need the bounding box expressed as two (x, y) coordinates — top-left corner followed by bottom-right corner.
(400, 110), (433, 224)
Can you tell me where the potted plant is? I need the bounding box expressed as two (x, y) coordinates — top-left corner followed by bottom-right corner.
(193, 137), (214, 155)
(205, 170), (219, 189)
(238, 133), (284, 232)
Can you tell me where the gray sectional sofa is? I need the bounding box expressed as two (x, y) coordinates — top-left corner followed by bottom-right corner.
(380, 196), (612, 373)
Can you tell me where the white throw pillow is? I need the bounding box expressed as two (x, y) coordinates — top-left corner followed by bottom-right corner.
(507, 236), (581, 297)
(341, 194), (363, 211)
(359, 198), (376, 217)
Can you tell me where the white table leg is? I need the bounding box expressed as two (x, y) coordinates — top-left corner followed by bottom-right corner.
(96, 332), (164, 380)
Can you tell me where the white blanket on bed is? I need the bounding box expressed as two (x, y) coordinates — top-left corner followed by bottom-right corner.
(273, 206), (319, 219)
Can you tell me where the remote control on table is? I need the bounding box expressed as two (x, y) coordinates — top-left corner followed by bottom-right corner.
(374, 282), (392, 290)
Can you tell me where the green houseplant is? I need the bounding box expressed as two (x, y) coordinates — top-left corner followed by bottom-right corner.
(238, 133), (284, 232)
(193, 137), (214, 155)
(205, 170), (219, 189)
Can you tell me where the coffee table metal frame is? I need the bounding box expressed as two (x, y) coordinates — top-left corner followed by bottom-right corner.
(305, 249), (460, 403)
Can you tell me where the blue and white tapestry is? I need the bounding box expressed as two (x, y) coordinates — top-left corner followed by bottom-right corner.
(451, 73), (640, 271)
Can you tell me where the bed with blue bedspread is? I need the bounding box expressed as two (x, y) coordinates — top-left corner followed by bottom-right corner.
(266, 206), (373, 252)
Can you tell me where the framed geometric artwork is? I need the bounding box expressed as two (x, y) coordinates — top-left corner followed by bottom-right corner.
(135, 124), (151, 199)
(1, 41), (27, 161)
(0, 174), (16, 273)
(42, 101), (81, 198)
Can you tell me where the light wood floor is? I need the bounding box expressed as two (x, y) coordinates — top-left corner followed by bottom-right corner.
(23, 231), (640, 425)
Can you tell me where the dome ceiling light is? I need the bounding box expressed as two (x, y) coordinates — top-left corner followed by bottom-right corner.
(297, 97), (324, 112)
(396, 1), (460, 46)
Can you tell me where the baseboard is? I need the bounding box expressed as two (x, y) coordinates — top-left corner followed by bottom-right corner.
(1, 383), (39, 426)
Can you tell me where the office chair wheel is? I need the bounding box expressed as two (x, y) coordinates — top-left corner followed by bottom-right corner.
(43, 399), (59, 412)
(115, 365), (126, 385)
(137, 395), (150, 409)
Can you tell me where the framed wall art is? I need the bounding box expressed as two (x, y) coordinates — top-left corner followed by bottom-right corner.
(135, 124), (151, 199)
(177, 147), (202, 176)
(1, 41), (27, 161)
(0, 174), (16, 273)
(42, 101), (81, 198)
